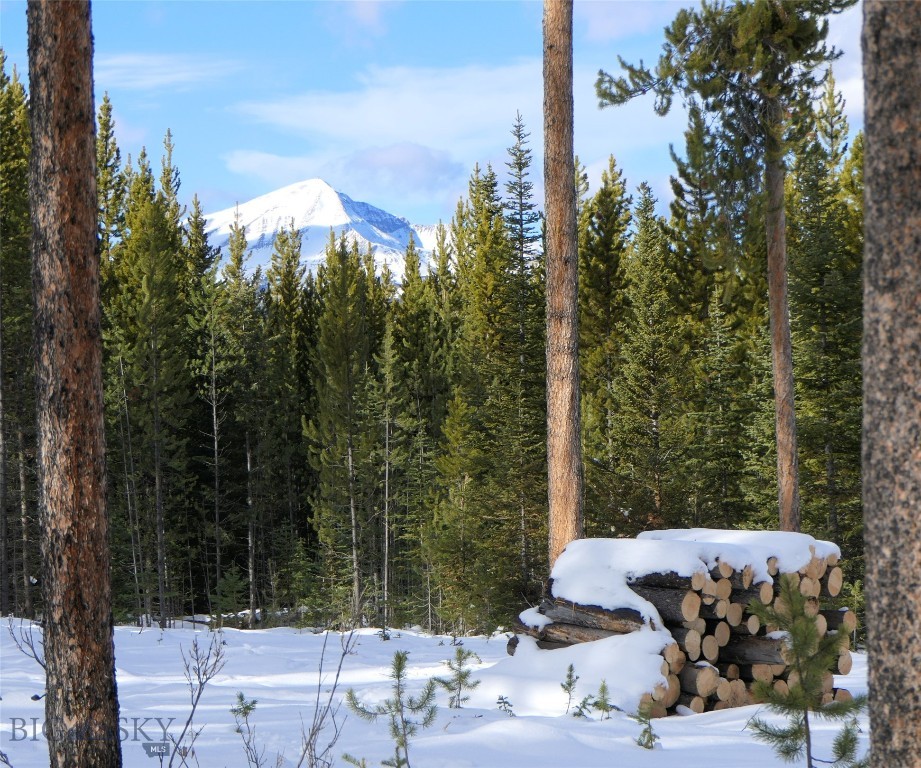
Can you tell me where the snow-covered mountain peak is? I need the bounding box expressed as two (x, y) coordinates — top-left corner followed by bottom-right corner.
(204, 178), (437, 280)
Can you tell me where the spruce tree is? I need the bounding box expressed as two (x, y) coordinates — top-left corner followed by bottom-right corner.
(578, 156), (631, 534)
(788, 76), (862, 560)
(309, 233), (372, 622)
(609, 184), (691, 530)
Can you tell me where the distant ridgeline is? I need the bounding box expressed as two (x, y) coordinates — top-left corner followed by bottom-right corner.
(204, 178), (439, 281)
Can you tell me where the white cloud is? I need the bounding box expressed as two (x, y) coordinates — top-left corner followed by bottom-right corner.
(575, 0), (690, 43)
(826, 1), (864, 127)
(223, 143), (467, 222)
(95, 53), (240, 92)
(234, 60), (543, 159)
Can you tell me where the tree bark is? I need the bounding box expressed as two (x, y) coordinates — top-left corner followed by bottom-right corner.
(863, 2), (921, 765)
(27, 1), (122, 764)
(543, 0), (583, 566)
(764, 148), (800, 532)
(0, 270), (7, 615)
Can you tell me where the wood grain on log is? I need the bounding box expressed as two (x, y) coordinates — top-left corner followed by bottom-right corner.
(677, 694), (705, 713)
(630, 586), (700, 623)
(679, 664), (720, 697)
(821, 608), (857, 634)
(540, 598), (646, 633)
(669, 626), (702, 661)
(820, 566), (843, 597)
(701, 635), (720, 663)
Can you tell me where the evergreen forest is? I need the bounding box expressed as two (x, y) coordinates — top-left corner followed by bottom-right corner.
(0, 51), (863, 634)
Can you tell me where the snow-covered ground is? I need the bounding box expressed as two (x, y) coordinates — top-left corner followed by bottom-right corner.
(0, 621), (868, 767)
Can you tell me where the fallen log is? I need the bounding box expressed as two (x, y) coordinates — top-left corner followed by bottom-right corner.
(629, 586), (701, 624)
(539, 598), (646, 634)
(701, 634), (720, 663)
(679, 663), (720, 697)
(719, 635), (787, 666)
(668, 626), (702, 661)
(515, 619), (615, 645)
(820, 567), (844, 598)
(676, 693), (705, 713)
(821, 608), (857, 634)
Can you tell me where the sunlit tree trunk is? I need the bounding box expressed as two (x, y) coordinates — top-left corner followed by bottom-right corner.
(863, 2), (921, 765)
(764, 136), (800, 532)
(27, 1), (122, 763)
(543, 0), (583, 566)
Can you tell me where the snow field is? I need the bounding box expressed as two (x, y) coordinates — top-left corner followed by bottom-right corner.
(0, 622), (867, 768)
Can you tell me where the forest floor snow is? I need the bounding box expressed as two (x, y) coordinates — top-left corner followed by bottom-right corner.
(1, 622), (868, 767)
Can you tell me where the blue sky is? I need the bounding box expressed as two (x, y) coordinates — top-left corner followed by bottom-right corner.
(0, 0), (862, 225)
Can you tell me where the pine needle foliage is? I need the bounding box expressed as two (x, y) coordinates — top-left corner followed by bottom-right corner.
(560, 663), (579, 715)
(747, 574), (867, 767)
(434, 647), (481, 708)
(345, 651), (437, 768)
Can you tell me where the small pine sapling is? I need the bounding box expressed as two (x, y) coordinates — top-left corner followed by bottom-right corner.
(572, 694), (595, 718)
(746, 574), (868, 767)
(496, 695), (515, 717)
(346, 650), (437, 768)
(230, 692), (266, 768)
(632, 702), (660, 750)
(561, 663), (579, 714)
(434, 647), (481, 709)
(592, 680), (620, 721)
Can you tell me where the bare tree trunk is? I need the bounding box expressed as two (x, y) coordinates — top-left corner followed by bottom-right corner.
(27, 1), (122, 763)
(383, 406), (390, 629)
(0, 269), (7, 615)
(18, 428), (31, 618)
(764, 151), (800, 532)
(543, 0), (583, 567)
(152, 337), (168, 629)
(117, 356), (143, 618)
(347, 439), (360, 623)
(246, 431), (256, 629)
(862, 3), (921, 764)
(210, 325), (222, 629)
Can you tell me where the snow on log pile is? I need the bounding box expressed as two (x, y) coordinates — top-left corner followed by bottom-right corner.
(510, 529), (857, 717)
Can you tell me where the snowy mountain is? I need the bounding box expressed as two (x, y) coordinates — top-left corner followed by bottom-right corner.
(204, 178), (439, 281)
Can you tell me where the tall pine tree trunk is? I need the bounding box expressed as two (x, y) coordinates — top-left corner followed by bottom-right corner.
(27, 1), (122, 763)
(0, 280), (7, 615)
(543, 0), (583, 566)
(862, 2), (921, 764)
(210, 326), (221, 629)
(117, 356), (143, 618)
(764, 149), (800, 533)
(246, 431), (256, 629)
(152, 340), (168, 629)
(347, 438), (360, 622)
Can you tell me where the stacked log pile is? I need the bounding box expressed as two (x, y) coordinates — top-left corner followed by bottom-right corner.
(512, 543), (856, 717)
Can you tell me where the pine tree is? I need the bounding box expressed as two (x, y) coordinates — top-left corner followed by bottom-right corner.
(310, 233), (372, 622)
(96, 92), (125, 275)
(578, 155), (632, 534)
(27, 3), (123, 761)
(788, 75), (862, 559)
(598, 0), (856, 532)
(862, 5), (921, 762)
(544, 0), (583, 563)
(109, 148), (193, 627)
(747, 575), (867, 767)
(609, 184), (691, 530)
(0, 51), (33, 616)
